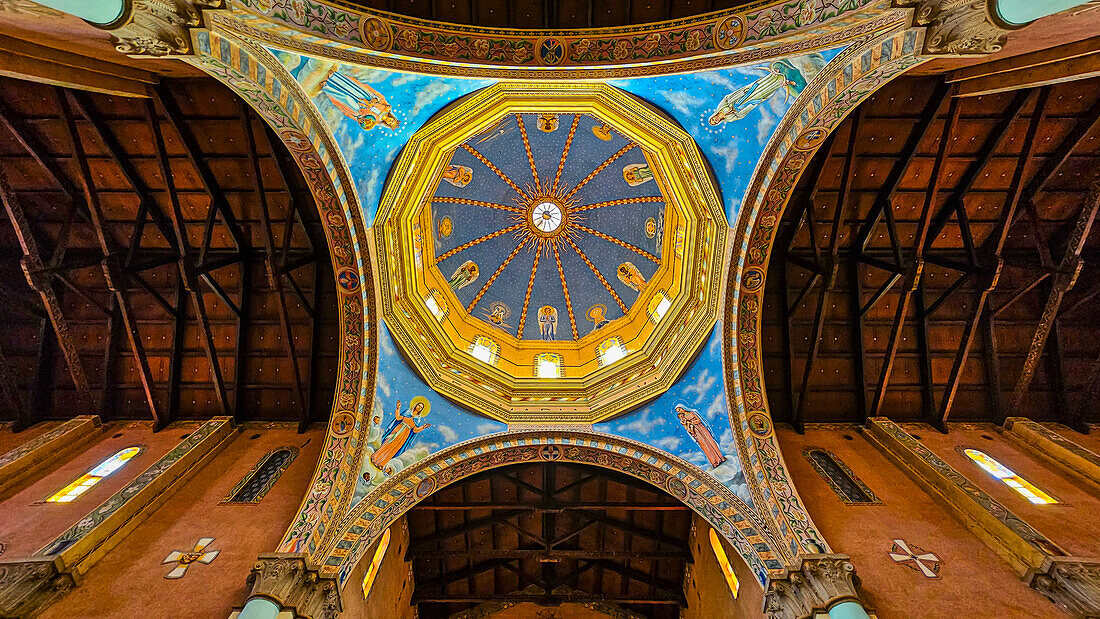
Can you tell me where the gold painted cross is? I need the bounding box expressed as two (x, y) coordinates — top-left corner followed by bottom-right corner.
(163, 537), (220, 579)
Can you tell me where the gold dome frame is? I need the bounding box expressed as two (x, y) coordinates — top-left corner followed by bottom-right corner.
(374, 82), (726, 424)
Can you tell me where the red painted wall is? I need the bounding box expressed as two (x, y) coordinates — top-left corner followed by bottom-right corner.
(916, 423), (1100, 557)
(777, 425), (1063, 618)
(0, 420), (185, 558)
(41, 422), (325, 619)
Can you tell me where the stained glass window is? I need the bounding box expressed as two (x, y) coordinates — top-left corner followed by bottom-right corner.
(962, 448), (1057, 505)
(46, 446), (142, 503)
(803, 448), (880, 505)
(222, 447), (298, 504)
(362, 527), (391, 599)
(708, 528), (739, 599)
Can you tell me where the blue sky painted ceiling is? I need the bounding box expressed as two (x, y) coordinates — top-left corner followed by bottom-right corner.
(433, 112), (666, 341)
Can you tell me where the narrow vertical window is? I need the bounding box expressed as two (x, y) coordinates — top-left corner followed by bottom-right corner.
(708, 528), (739, 599)
(46, 446), (142, 503)
(803, 448), (880, 505)
(222, 447), (298, 504)
(962, 448), (1057, 505)
(362, 527), (391, 599)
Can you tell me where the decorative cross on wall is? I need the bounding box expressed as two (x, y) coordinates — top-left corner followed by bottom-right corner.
(888, 538), (941, 578)
(163, 537), (220, 579)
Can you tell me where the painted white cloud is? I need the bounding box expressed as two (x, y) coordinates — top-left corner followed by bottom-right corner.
(709, 143), (740, 175)
(704, 394), (726, 421)
(682, 369), (717, 406)
(658, 89), (705, 116)
(437, 424), (459, 442)
(476, 422), (503, 435)
(653, 435), (682, 452)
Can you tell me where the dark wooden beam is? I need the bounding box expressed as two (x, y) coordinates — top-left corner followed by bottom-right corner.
(147, 98), (231, 420)
(560, 509), (688, 550)
(29, 319), (56, 429)
(1010, 187), (1099, 414)
(0, 340), (28, 430)
(870, 96), (961, 418)
(408, 509), (528, 551)
(56, 88), (164, 428)
(0, 167), (91, 404)
(241, 104), (309, 432)
(937, 88), (1049, 430)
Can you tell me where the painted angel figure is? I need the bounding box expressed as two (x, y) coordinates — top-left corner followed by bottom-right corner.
(708, 54), (822, 125)
(370, 397), (432, 470)
(538, 306), (558, 340)
(321, 67), (400, 131)
(676, 404), (727, 469)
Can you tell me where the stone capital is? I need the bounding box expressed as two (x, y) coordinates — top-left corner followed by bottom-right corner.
(894, 0), (1017, 56)
(1027, 557), (1100, 617)
(246, 554), (342, 619)
(0, 557), (78, 618)
(99, 0), (226, 57)
(763, 554), (863, 619)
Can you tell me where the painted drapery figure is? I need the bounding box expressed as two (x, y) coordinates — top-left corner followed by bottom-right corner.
(370, 397), (432, 470)
(322, 68), (400, 131)
(676, 405), (726, 468)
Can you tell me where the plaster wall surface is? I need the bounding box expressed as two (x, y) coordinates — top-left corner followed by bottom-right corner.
(0, 420), (64, 454)
(1056, 424), (1100, 456)
(914, 423), (1100, 558)
(40, 422), (324, 619)
(681, 513), (762, 619)
(776, 425), (1064, 618)
(343, 516), (414, 619)
(0, 420), (182, 558)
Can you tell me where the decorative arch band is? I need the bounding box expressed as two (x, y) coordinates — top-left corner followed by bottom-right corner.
(723, 26), (927, 560)
(187, 28), (377, 559)
(319, 430), (785, 588)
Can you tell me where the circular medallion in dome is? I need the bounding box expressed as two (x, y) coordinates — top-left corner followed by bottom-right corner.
(375, 83), (726, 423)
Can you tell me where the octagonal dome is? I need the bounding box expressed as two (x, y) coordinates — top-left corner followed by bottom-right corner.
(374, 83), (726, 423)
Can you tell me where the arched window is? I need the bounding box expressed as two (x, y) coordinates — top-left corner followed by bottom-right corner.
(803, 448), (880, 505)
(46, 446), (142, 503)
(961, 448), (1057, 505)
(222, 447), (298, 504)
(708, 528), (739, 599)
(362, 527), (391, 599)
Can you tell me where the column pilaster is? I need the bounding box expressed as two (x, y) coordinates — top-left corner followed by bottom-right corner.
(763, 554), (870, 619)
(244, 554), (342, 619)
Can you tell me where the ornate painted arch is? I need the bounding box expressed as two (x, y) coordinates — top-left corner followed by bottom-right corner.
(317, 429), (787, 589)
(186, 27), (378, 558)
(722, 24), (927, 561)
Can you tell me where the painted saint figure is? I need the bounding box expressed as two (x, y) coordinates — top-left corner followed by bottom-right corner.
(587, 304), (609, 332)
(708, 54), (823, 125)
(538, 114), (559, 133)
(617, 262), (647, 292)
(483, 301), (511, 330)
(370, 397), (432, 470)
(442, 164), (472, 188)
(676, 405), (726, 469)
(623, 163), (654, 186)
(538, 306), (558, 340)
(321, 68), (400, 131)
(448, 260), (479, 292)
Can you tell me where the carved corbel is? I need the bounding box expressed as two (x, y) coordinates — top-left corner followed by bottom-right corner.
(894, 0), (1020, 56)
(1028, 557), (1100, 617)
(246, 554), (342, 619)
(98, 0), (226, 58)
(763, 554), (863, 619)
(0, 557), (78, 618)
